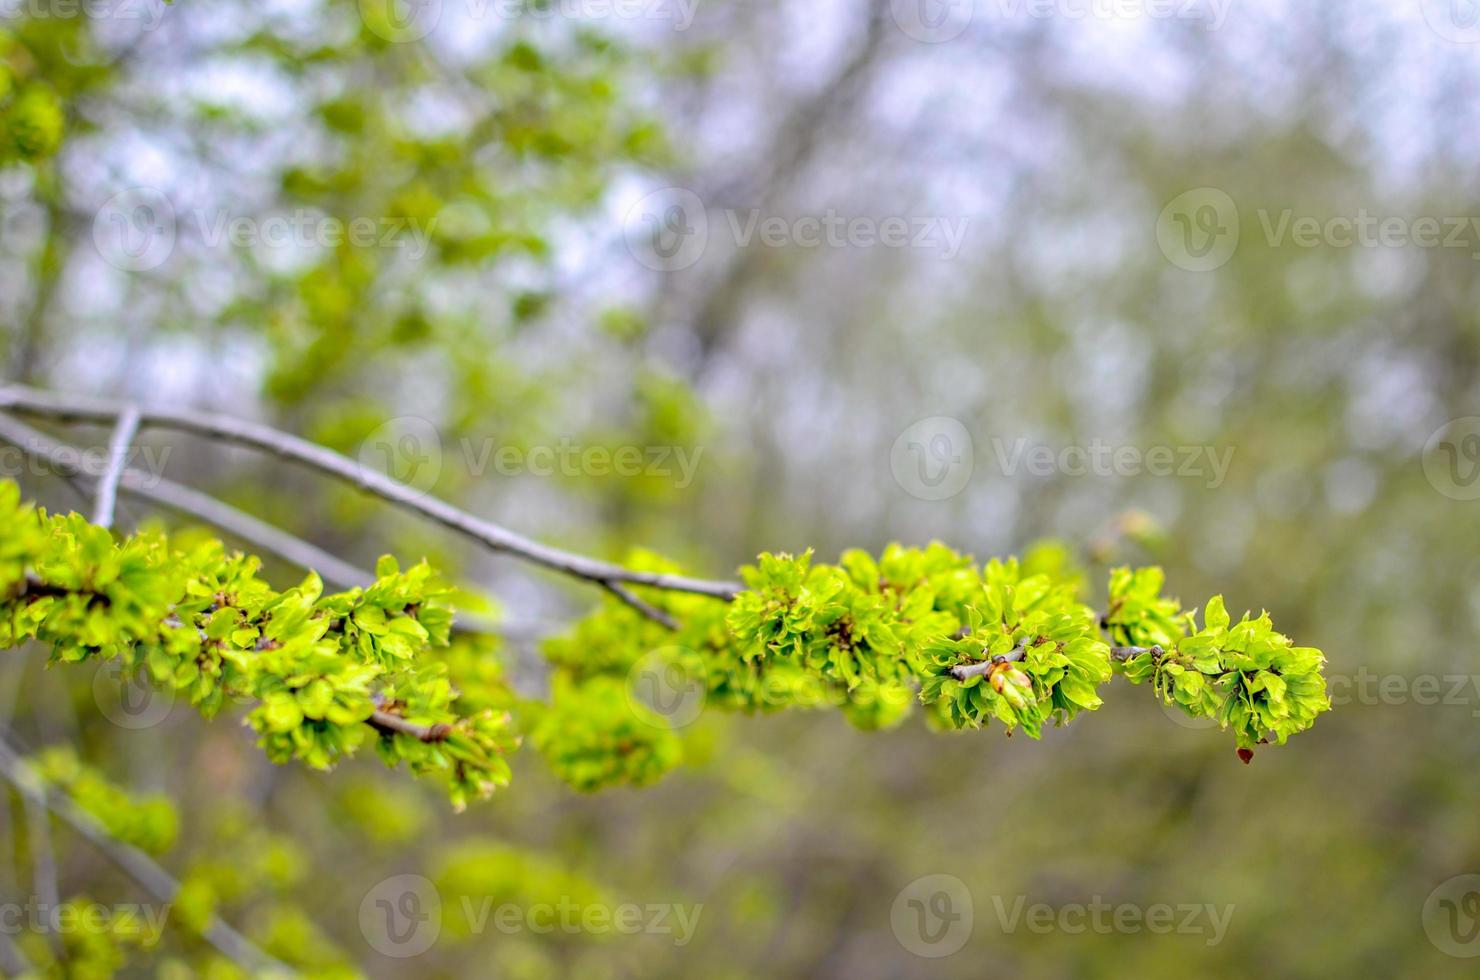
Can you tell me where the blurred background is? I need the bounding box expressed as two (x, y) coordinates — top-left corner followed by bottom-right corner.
(1, 0), (1479, 975)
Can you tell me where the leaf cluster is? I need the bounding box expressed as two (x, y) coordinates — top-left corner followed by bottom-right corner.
(1, 481), (1331, 802)
(0, 482), (516, 809)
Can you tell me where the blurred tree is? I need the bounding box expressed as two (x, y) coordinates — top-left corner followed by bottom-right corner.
(1, 0), (1477, 977)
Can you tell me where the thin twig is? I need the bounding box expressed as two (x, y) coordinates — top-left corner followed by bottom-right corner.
(367, 710), (453, 743)
(0, 413), (372, 589)
(0, 733), (295, 975)
(1110, 645), (1162, 662)
(949, 643), (1164, 680)
(950, 644), (1027, 681)
(92, 405), (139, 530)
(0, 387), (743, 612)
(599, 580), (679, 630)
(22, 787), (61, 959)
(15, 565), (473, 757)
(130, 473), (376, 591)
(0, 414), (533, 639)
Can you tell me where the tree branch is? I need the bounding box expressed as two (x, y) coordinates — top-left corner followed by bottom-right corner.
(949, 643), (1163, 680)
(22, 783), (62, 959)
(0, 414), (624, 637)
(0, 733), (294, 975)
(0, 415), (518, 648)
(12, 554), (486, 769)
(599, 580), (679, 630)
(92, 405), (139, 530)
(0, 386), (741, 616)
(367, 710), (453, 743)
(949, 644), (1027, 681)
(0, 412), (375, 592)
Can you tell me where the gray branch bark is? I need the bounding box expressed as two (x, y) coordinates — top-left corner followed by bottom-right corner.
(92, 405), (139, 530)
(0, 733), (295, 975)
(0, 386), (741, 618)
(0, 412), (374, 591)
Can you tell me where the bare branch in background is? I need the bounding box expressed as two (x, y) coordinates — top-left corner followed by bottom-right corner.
(0, 386), (742, 610)
(0, 412), (374, 591)
(0, 413), (517, 640)
(92, 404), (140, 530)
(681, 0), (895, 369)
(0, 733), (294, 975)
(600, 580), (680, 630)
(22, 787), (62, 960)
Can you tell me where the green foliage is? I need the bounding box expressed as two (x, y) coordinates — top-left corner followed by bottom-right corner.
(3, 83), (63, 161)
(527, 674), (683, 793)
(330, 773), (434, 847)
(241, 23), (673, 419)
(30, 746), (178, 856)
(1116, 594), (1331, 753)
(1103, 565), (1193, 649)
(0, 29), (67, 165)
(1, 480), (1330, 811)
(536, 540), (1330, 788)
(432, 841), (609, 941)
(14, 893), (166, 980)
(0, 482), (516, 809)
(251, 905), (357, 978)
